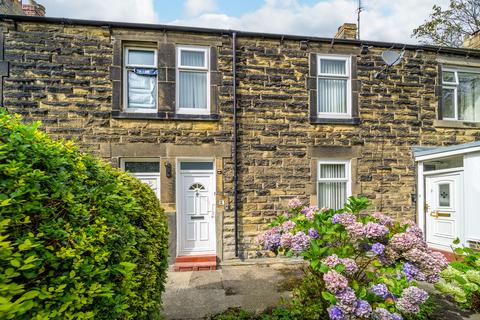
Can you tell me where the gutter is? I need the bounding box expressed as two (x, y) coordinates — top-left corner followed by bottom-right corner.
(232, 32), (239, 258)
(1, 14), (480, 57)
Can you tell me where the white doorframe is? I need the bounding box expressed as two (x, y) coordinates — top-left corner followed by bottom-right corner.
(175, 158), (216, 256)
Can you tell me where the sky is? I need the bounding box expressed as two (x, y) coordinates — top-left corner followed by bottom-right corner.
(39, 0), (450, 44)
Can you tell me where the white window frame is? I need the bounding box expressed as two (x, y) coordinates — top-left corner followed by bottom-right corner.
(120, 158), (161, 198)
(123, 46), (158, 113)
(441, 66), (480, 122)
(317, 54), (352, 119)
(176, 45), (210, 115)
(317, 159), (352, 208)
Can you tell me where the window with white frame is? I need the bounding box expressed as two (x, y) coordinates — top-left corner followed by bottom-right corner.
(176, 46), (210, 114)
(124, 47), (158, 112)
(317, 55), (352, 118)
(317, 160), (351, 210)
(442, 67), (480, 122)
(121, 159), (160, 198)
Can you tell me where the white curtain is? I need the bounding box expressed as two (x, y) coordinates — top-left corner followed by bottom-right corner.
(181, 51), (205, 67)
(441, 88), (455, 119)
(318, 164), (347, 210)
(318, 78), (347, 113)
(128, 71), (156, 109)
(458, 72), (480, 122)
(179, 71), (207, 109)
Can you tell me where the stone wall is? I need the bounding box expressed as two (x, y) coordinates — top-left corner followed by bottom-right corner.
(2, 19), (480, 259)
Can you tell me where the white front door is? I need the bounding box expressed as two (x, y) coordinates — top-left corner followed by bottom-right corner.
(425, 172), (464, 251)
(178, 163), (216, 255)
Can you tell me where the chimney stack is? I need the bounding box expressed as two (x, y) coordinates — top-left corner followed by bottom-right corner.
(463, 31), (480, 49)
(22, 0), (45, 17)
(335, 23), (358, 40)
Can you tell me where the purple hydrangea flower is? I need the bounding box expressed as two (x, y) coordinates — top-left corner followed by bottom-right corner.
(291, 231), (311, 253)
(339, 258), (358, 275)
(370, 283), (390, 299)
(354, 300), (372, 318)
(328, 306), (345, 320)
(332, 213), (356, 226)
(372, 242), (385, 255)
(396, 286), (428, 314)
(336, 287), (357, 313)
(287, 198), (303, 209)
(406, 225), (423, 238)
(257, 227), (281, 251)
(392, 313), (403, 320)
(403, 262), (425, 282)
(301, 206), (318, 220)
(323, 271), (349, 294)
(364, 222), (389, 238)
(372, 308), (394, 320)
(308, 228), (320, 239)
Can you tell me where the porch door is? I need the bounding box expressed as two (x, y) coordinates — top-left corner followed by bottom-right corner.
(425, 172), (464, 250)
(178, 162), (216, 255)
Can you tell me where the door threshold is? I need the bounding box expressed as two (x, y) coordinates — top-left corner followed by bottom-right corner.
(174, 254), (217, 271)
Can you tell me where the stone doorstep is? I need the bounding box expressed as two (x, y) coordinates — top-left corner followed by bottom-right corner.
(173, 254), (217, 272)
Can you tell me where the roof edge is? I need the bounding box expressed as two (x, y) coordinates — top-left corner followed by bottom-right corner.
(1, 14), (480, 57)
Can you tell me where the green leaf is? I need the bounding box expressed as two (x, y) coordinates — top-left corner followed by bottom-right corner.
(10, 259), (21, 268)
(453, 238), (460, 245)
(322, 291), (337, 304)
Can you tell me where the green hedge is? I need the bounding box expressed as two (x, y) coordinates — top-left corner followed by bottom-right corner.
(0, 110), (169, 319)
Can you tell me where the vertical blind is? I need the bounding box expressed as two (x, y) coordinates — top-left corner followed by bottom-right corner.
(128, 71), (156, 109)
(318, 163), (347, 210)
(318, 79), (347, 113)
(179, 71), (207, 109)
(320, 59), (346, 75)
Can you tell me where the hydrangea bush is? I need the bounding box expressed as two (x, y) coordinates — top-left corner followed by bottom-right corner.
(257, 197), (448, 320)
(434, 243), (480, 312)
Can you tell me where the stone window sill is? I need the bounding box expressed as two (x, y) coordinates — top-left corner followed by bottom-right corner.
(434, 119), (480, 129)
(112, 111), (219, 121)
(310, 117), (360, 125)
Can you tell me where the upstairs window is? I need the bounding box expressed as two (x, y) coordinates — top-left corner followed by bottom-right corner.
(317, 55), (352, 118)
(317, 160), (351, 210)
(124, 47), (158, 112)
(176, 46), (210, 115)
(441, 67), (480, 122)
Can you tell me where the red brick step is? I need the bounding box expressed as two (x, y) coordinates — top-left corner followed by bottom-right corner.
(174, 255), (217, 271)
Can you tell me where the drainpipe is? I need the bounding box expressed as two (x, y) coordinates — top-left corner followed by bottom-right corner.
(232, 31), (239, 258)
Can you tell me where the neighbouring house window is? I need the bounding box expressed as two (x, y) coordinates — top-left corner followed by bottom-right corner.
(176, 46), (210, 114)
(121, 159), (160, 198)
(317, 160), (351, 210)
(441, 67), (480, 122)
(317, 55), (352, 118)
(124, 47), (158, 112)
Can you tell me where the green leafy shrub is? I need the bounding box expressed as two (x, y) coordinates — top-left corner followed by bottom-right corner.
(0, 110), (169, 319)
(435, 243), (480, 312)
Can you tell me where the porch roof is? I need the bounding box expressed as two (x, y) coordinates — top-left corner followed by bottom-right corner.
(413, 141), (480, 161)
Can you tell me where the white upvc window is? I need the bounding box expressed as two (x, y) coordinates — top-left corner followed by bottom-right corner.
(176, 45), (210, 115)
(441, 66), (480, 122)
(317, 55), (352, 118)
(121, 158), (160, 198)
(123, 47), (158, 113)
(317, 160), (352, 210)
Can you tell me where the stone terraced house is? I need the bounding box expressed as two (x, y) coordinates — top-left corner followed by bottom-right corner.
(1, 14), (480, 270)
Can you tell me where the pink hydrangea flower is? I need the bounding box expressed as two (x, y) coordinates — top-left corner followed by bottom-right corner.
(322, 254), (341, 268)
(403, 248), (448, 283)
(364, 222), (389, 239)
(340, 258), (358, 275)
(287, 198), (303, 209)
(281, 220), (296, 232)
(301, 206), (318, 220)
(406, 225), (423, 238)
(346, 222), (366, 239)
(280, 232), (293, 248)
(396, 286), (428, 314)
(323, 270), (349, 293)
(390, 232), (426, 252)
(372, 212), (394, 227)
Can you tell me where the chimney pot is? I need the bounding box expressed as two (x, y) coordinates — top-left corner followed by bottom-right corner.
(335, 23), (358, 40)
